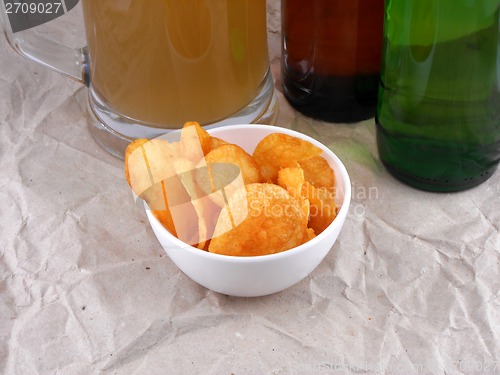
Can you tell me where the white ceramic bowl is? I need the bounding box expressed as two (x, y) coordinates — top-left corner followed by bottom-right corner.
(146, 125), (351, 297)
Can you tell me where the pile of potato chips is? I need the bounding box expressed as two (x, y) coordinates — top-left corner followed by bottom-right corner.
(125, 122), (338, 256)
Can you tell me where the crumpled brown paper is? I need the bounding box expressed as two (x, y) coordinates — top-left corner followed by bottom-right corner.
(1, 2), (499, 374)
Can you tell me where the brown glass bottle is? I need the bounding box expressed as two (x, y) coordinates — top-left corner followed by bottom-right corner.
(281, 0), (384, 123)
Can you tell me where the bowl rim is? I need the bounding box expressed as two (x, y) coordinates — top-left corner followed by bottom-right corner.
(145, 124), (351, 263)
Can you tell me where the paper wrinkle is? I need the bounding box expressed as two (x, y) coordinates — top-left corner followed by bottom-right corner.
(468, 197), (500, 233)
(99, 319), (176, 371)
(1, 1), (499, 374)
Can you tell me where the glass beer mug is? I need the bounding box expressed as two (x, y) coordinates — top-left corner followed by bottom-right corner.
(0, 0), (277, 158)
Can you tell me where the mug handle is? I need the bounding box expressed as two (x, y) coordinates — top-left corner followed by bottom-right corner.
(0, 2), (89, 85)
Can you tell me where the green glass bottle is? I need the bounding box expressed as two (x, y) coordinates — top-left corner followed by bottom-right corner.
(376, 0), (500, 192)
